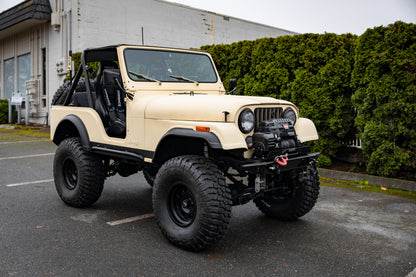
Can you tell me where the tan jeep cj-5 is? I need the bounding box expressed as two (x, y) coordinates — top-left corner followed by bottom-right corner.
(50, 45), (320, 251)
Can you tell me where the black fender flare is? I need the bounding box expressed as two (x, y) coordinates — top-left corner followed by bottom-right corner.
(53, 114), (91, 150)
(152, 128), (223, 164)
(157, 128), (223, 149)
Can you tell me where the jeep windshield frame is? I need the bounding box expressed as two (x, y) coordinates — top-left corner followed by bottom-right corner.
(123, 48), (218, 84)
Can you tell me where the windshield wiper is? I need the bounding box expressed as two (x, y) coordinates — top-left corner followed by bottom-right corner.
(129, 71), (161, 85)
(169, 75), (199, 85)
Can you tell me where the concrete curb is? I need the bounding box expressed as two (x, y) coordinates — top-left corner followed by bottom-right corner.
(318, 168), (416, 192)
(0, 124), (16, 130)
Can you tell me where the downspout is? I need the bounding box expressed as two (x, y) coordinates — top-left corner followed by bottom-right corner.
(59, 0), (63, 60)
(68, 9), (72, 79)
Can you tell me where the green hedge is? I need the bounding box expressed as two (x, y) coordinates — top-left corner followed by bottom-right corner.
(64, 52), (99, 82)
(59, 23), (416, 180)
(0, 99), (8, 124)
(351, 21), (416, 180)
(202, 33), (358, 167)
(202, 21), (416, 180)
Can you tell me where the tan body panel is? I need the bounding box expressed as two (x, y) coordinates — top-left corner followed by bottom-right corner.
(50, 105), (248, 152)
(295, 118), (319, 142)
(144, 94), (292, 122)
(51, 106), (318, 156)
(144, 119), (247, 151)
(50, 106), (130, 146)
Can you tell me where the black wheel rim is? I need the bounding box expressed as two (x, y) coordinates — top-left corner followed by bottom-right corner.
(62, 157), (78, 190)
(168, 183), (196, 227)
(272, 172), (300, 200)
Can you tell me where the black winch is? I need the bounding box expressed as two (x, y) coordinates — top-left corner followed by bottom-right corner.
(252, 118), (301, 157)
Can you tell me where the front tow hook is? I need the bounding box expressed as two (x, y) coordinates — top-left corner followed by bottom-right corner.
(275, 154), (288, 166)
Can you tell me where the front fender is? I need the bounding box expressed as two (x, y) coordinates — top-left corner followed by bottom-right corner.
(152, 127), (223, 164)
(158, 128), (222, 149)
(294, 118), (319, 143)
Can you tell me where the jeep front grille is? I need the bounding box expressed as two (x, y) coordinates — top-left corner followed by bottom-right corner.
(254, 107), (282, 130)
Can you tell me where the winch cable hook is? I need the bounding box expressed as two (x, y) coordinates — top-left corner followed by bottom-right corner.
(276, 154), (288, 166)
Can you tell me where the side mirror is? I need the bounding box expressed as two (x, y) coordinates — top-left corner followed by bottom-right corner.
(228, 78), (237, 95)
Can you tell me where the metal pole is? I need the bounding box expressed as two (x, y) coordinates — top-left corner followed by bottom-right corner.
(8, 99), (11, 124)
(25, 94), (30, 125)
(69, 50), (72, 81)
(141, 27), (144, 45)
(17, 105), (21, 124)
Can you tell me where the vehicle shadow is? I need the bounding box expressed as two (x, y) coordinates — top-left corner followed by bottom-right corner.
(69, 174), (321, 255)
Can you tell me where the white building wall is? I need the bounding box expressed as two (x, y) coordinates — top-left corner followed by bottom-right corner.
(68, 0), (293, 50)
(0, 23), (49, 124)
(3, 37), (14, 59)
(2, 0), (295, 124)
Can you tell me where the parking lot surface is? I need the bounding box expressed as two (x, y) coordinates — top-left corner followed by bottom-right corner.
(1, 131), (415, 276)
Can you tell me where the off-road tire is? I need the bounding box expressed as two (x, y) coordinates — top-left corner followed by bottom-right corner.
(53, 137), (105, 207)
(152, 155), (232, 251)
(254, 165), (320, 221)
(51, 77), (89, 105)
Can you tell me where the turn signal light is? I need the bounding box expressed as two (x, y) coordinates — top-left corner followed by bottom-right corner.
(196, 126), (210, 132)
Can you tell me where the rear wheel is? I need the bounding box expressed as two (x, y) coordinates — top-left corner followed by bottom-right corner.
(254, 165), (320, 221)
(53, 137), (105, 207)
(152, 155), (232, 251)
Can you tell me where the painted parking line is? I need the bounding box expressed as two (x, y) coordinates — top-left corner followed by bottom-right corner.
(0, 153), (54, 161)
(6, 179), (54, 187)
(106, 213), (155, 226)
(0, 139), (50, 145)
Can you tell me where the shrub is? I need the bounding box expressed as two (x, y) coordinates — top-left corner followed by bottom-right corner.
(351, 21), (416, 180)
(202, 33), (357, 166)
(64, 52), (99, 82)
(0, 99), (8, 124)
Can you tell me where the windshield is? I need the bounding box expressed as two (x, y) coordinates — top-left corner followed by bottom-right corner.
(124, 48), (218, 83)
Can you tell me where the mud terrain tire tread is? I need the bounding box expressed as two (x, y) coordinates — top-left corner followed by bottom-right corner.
(152, 155), (232, 251)
(53, 137), (105, 207)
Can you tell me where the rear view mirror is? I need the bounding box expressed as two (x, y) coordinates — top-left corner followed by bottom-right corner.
(228, 78), (237, 95)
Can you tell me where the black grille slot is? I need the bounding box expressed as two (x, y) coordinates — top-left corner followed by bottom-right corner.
(254, 107), (282, 130)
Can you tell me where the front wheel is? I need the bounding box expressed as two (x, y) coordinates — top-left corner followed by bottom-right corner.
(152, 155), (232, 251)
(53, 137), (105, 207)
(254, 164), (320, 221)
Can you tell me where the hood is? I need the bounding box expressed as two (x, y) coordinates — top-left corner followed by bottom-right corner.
(144, 93), (293, 122)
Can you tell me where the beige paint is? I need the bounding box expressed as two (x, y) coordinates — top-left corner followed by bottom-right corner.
(144, 94), (293, 122)
(295, 118), (319, 142)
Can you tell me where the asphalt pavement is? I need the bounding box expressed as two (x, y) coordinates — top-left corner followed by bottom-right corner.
(1, 130), (415, 276)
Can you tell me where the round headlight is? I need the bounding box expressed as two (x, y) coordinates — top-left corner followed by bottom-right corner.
(238, 109), (255, 133)
(283, 108), (297, 124)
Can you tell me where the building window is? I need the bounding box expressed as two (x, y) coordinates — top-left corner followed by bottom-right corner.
(42, 48), (46, 95)
(4, 58), (15, 100)
(18, 53), (31, 95)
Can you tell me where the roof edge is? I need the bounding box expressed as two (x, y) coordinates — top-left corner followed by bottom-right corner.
(0, 0), (52, 32)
